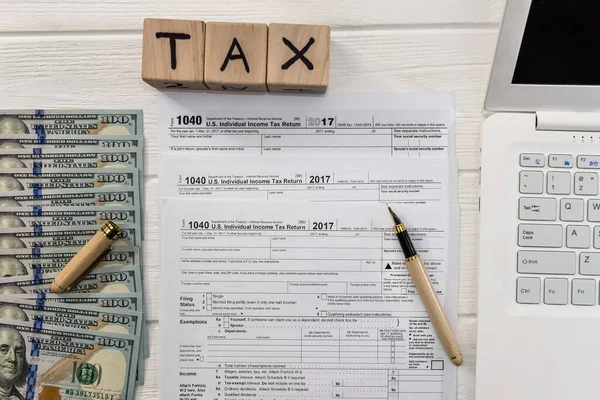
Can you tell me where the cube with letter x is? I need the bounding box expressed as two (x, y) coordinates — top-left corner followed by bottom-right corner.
(267, 24), (330, 94)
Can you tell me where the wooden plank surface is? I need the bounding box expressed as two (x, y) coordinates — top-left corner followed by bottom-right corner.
(0, 0), (504, 32)
(0, 1), (501, 396)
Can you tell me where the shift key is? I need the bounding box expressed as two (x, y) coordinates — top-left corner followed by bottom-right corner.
(518, 251), (576, 274)
(518, 224), (563, 247)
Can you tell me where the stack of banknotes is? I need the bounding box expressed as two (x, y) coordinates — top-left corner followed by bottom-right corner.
(0, 111), (145, 400)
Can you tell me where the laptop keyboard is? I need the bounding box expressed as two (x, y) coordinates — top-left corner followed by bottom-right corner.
(518, 153), (600, 306)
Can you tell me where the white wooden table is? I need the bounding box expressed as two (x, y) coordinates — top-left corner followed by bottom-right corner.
(0, 1), (505, 397)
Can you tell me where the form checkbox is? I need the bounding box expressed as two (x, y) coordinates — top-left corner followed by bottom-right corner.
(401, 288), (408, 295)
(320, 311), (328, 317)
(321, 294), (327, 300)
(431, 360), (444, 370)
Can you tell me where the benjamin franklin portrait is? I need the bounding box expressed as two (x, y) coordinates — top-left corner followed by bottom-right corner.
(0, 117), (28, 151)
(0, 259), (26, 278)
(0, 306), (28, 323)
(0, 287), (25, 296)
(0, 118), (29, 136)
(0, 326), (28, 400)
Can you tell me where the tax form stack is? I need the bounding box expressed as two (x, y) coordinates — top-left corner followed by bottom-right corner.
(157, 93), (460, 400)
(0, 111), (145, 400)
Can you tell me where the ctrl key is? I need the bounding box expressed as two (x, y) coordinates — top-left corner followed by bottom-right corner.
(517, 277), (541, 304)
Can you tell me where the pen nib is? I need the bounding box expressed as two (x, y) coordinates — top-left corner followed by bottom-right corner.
(386, 204), (402, 226)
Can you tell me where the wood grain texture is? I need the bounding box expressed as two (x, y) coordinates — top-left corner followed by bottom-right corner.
(142, 19), (207, 90)
(204, 22), (268, 91)
(0, 3), (496, 394)
(267, 24), (330, 93)
(0, 0), (505, 32)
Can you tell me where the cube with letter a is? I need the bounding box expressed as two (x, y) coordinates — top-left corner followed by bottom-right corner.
(142, 18), (207, 90)
(204, 22), (268, 92)
(267, 23), (330, 94)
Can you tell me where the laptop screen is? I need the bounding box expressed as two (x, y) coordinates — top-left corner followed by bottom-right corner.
(512, 0), (600, 86)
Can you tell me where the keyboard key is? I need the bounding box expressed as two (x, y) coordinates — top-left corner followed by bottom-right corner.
(518, 224), (562, 247)
(517, 277), (541, 304)
(520, 153), (545, 167)
(566, 225), (590, 248)
(547, 172), (571, 194)
(549, 154), (574, 168)
(518, 251), (576, 274)
(574, 172), (599, 195)
(577, 155), (600, 169)
(560, 198), (584, 222)
(519, 198), (556, 221)
(544, 278), (568, 305)
(594, 227), (600, 249)
(572, 279), (596, 305)
(520, 171), (543, 194)
(588, 200), (600, 222)
(580, 252), (600, 275)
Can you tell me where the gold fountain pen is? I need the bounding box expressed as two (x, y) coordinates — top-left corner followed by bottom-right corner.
(387, 204), (463, 366)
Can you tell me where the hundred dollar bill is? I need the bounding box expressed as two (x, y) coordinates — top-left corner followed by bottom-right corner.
(0, 110), (142, 136)
(0, 316), (139, 400)
(0, 247), (139, 276)
(0, 148), (142, 169)
(0, 187), (140, 207)
(0, 224), (141, 248)
(26, 293), (149, 359)
(21, 293), (142, 312)
(0, 295), (142, 337)
(0, 206), (140, 228)
(0, 265), (142, 295)
(0, 135), (142, 150)
(0, 295), (147, 386)
(0, 168), (139, 191)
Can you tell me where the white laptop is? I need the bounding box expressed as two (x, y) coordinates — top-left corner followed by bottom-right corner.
(477, 0), (600, 399)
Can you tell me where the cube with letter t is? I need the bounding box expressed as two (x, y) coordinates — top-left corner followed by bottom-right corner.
(142, 18), (207, 89)
(204, 22), (268, 92)
(267, 23), (330, 93)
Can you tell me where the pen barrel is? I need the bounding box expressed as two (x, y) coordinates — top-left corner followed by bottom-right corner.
(395, 230), (417, 258)
(405, 254), (462, 363)
(51, 222), (121, 293)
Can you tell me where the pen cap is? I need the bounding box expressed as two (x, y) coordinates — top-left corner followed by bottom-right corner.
(50, 221), (122, 294)
(101, 220), (123, 240)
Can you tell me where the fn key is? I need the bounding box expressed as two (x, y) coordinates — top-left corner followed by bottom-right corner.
(517, 277), (541, 304)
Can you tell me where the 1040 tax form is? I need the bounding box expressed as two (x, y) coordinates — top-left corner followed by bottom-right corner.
(160, 200), (458, 400)
(158, 92), (458, 400)
(160, 155), (455, 205)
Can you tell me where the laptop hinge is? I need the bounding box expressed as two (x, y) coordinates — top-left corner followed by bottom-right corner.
(536, 111), (600, 132)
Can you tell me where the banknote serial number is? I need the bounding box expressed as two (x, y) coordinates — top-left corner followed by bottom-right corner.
(64, 389), (113, 400)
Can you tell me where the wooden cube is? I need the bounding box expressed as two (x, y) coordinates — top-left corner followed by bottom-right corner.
(142, 18), (206, 90)
(204, 22), (268, 92)
(267, 24), (330, 93)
